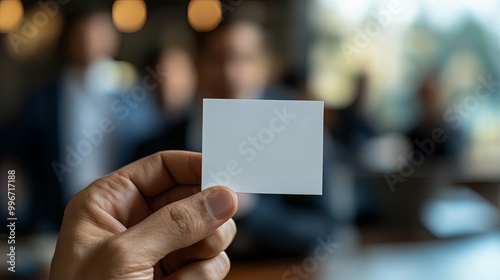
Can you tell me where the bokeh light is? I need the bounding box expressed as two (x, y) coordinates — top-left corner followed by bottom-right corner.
(0, 0), (24, 33)
(188, 0), (222, 32)
(112, 0), (147, 33)
(6, 6), (63, 59)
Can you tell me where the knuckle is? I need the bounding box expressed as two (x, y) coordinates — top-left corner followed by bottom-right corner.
(63, 188), (94, 219)
(216, 252), (231, 278)
(202, 228), (226, 253)
(166, 204), (196, 237)
(104, 236), (129, 256)
(64, 193), (82, 214)
(196, 253), (231, 280)
(201, 220), (236, 253)
(227, 219), (237, 238)
(182, 252), (231, 280)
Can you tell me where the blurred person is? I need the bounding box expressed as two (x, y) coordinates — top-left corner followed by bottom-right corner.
(330, 73), (383, 223)
(132, 44), (198, 155)
(198, 21), (276, 100)
(156, 45), (197, 122)
(51, 151), (238, 280)
(332, 73), (377, 152)
(407, 75), (463, 157)
(134, 20), (335, 259)
(135, 20), (297, 157)
(10, 5), (157, 233)
(145, 44), (198, 123)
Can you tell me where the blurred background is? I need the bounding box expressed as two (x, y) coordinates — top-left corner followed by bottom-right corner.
(0, 0), (499, 279)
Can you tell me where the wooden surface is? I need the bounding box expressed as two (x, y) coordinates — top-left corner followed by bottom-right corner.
(225, 259), (319, 280)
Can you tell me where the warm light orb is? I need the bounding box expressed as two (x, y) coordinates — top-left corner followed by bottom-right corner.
(112, 0), (147, 33)
(0, 0), (24, 33)
(6, 6), (63, 59)
(188, 0), (222, 32)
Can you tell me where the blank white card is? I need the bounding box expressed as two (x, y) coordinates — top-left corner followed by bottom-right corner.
(202, 99), (323, 195)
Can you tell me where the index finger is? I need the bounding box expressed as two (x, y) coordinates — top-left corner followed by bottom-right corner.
(116, 150), (202, 198)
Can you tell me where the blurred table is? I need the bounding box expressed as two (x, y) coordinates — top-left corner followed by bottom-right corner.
(225, 258), (318, 280)
(323, 232), (500, 280)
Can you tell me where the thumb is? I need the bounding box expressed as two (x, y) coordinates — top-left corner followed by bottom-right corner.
(112, 186), (238, 265)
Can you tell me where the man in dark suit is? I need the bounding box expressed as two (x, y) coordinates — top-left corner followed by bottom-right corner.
(10, 7), (159, 233)
(134, 20), (335, 259)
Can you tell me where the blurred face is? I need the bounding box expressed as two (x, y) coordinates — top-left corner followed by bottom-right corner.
(68, 12), (120, 67)
(157, 48), (197, 114)
(198, 23), (270, 99)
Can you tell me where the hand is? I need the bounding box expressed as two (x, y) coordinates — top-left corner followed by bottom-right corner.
(50, 151), (238, 280)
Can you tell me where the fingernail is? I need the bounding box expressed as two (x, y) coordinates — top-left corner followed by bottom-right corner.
(205, 189), (234, 220)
